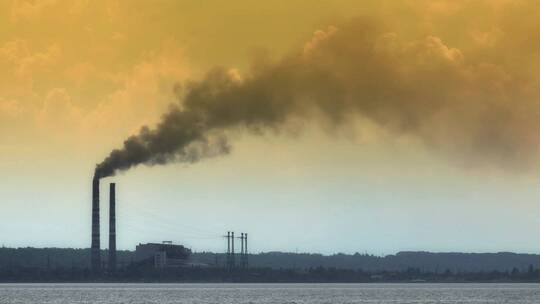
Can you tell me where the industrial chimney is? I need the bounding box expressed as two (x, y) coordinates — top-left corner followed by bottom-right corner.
(108, 183), (116, 273)
(91, 177), (101, 273)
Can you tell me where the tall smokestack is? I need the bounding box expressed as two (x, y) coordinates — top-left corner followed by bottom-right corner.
(108, 183), (116, 273)
(91, 177), (101, 273)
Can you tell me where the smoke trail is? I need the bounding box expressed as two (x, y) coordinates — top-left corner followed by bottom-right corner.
(95, 18), (540, 178)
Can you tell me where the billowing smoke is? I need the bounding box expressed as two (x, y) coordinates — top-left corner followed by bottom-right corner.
(95, 17), (540, 178)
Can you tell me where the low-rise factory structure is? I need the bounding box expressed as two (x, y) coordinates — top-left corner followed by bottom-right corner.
(134, 242), (191, 268)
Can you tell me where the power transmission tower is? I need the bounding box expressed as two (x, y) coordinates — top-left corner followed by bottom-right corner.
(231, 232), (235, 269)
(244, 233), (248, 268)
(225, 231), (248, 270)
(237, 232), (249, 268)
(240, 233), (244, 268)
(224, 231), (231, 269)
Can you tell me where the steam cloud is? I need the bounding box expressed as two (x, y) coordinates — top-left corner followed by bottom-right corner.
(95, 17), (540, 178)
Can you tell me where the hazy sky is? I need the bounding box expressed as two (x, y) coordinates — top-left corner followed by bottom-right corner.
(2, 0), (540, 255)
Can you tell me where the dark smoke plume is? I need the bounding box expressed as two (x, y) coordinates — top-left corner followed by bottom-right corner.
(95, 18), (540, 177)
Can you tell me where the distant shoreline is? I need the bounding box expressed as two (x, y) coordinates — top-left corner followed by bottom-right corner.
(2, 247), (540, 283)
(2, 281), (540, 284)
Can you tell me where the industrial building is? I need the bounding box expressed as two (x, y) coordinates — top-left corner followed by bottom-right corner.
(134, 242), (191, 268)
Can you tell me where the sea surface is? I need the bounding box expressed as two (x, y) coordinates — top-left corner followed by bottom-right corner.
(0, 283), (540, 303)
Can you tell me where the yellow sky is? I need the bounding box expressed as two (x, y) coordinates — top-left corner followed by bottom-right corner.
(2, 0), (539, 164)
(4, 0), (540, 252)
(0, 0), (370, 163)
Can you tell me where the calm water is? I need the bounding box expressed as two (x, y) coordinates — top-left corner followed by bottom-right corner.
(0, 283), (539, 303)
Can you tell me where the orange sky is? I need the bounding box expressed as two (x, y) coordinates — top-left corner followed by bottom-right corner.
(2, 0), (540, 253)
(2, 0), (540, 168)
